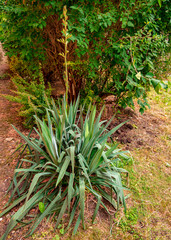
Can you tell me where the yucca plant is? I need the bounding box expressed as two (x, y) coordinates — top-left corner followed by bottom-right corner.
(0, 96), (129, 239)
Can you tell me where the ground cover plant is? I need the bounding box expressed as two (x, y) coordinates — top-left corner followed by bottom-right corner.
(2, 68), (52, 126)
(0, 96), (129, 240)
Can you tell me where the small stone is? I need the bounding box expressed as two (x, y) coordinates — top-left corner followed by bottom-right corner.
(137, 140), (143, 145)
(166, 162), (171, 167)
(126, 123), (133, 130)
(5, 138), (13, 142)
(116, 130), (121, 134)
(127, 137), (132, 143)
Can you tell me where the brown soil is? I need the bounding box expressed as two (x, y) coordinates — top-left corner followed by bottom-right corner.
(0, 45), (170, 239)
(0, 43), (30, 239)
(103, 95), (168, 150)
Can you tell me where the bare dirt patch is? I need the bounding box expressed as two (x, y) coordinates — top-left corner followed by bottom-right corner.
(0, 43), (9, 76)
(103, 95), (169, 151)
(0, 46), (28, 238)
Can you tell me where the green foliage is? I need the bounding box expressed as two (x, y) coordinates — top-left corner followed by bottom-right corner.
(0, 96), (129, 239)
(9, 55), (39, 80)
(118, 208), (139, 232)
(0, 0), (170, 112)
(116, 207), (143, 240)
(68, 0), (169, 112)
(53, 235), (60, 240)
(38, 202), (45, 213)
(2, 69), (52, 125)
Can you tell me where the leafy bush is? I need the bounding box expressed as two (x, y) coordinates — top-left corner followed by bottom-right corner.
(2, 68), (52, 125)
(0, 0), (170, 112)
(0, 96), (129, 239)
(9, 55), (39, 80)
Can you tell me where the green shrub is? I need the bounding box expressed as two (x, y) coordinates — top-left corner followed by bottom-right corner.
(2, 68), (52, 125)
(9, 55), (39, 80)
(0, 96), (129, 239)
(0, 0), (170, 112)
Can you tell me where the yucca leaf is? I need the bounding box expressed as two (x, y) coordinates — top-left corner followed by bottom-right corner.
(35, 118), (57, 163)
(86, 186), (102, 223)
(68, 102), (73, 124)
(68, 129), (76, 138)
(105, 144), (119, 157)
(51, 131), (59, 163)
(69, 146), (75, 174)
(89, 144), (106, 173)
(94, 105), (105, 132)
(79, 176), (85, 229)
(9, 173), (27, 201)
(14, 169), (39, 173)
(96, 158), (121, 170)
(55, 156), (70, 187)
(99, 121), (127, 143)
(78, 154), (92, 188)
(28, 189), (62, 236)
(25, 172), (51, 204)
(97, 186), (117, 209)
(52, 98), (60, 122)
(65, 197), (79, 232)
(13, 174), (21, 197)
(73, 94), (80, 123)
(59, 112), (66, 153)
(58, 151), (65, 163)
(68, 173), (75, 212)
(92, 196), (101, 223)
(85, 121), (89, 139)
(21, 158), (36, 164)
(79, 105), (84, 130)
(1, 190), (44, 240)
(0, 195), (26, 218)
(73, 213), (82, 236)
(89, 105), (96, 124)
(12, 125), (51, 162)
(81, 134), (100, 159)
(55, 196), (68, 228)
